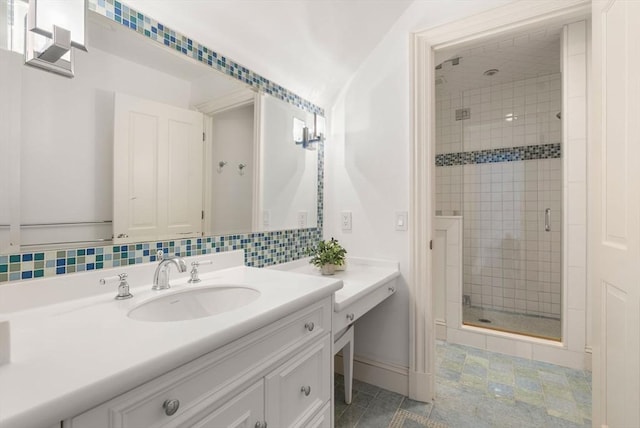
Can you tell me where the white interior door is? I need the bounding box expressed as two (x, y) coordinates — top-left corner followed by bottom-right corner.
(114, 93), (203, 243)
(591, 1), (640, 426)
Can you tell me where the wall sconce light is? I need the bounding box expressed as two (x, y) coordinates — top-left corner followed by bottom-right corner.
(294, 113), (325, 150)
(24, 0), (88, 78)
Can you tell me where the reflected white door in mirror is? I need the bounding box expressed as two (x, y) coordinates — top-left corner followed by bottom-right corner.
(113, 93), (204, 244)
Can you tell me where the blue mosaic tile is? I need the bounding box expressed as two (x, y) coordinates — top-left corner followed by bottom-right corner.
(436, 143), (561, 167)
(0, 226), (322, 284)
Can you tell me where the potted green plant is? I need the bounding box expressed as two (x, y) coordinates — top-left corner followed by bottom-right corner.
(307, 238), (347, 275)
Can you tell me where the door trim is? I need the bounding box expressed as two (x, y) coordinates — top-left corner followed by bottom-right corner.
(198, 92), (260, 236)
(409, 0), (590, 402)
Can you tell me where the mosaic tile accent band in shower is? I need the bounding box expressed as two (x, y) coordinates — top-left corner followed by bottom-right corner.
(435, 143), (561, 167)
(88, 0), (324, 116)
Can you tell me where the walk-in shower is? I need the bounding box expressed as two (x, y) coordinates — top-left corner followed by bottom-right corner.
(434, 29), (562, 341)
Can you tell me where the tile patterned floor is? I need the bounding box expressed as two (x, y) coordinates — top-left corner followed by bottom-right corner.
(334, 341), (592, 427)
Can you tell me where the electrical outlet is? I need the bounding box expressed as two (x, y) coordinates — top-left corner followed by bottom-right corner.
(341, 211), (352, 231)
(297, 211), (308, 228)
(263, 210), (270, 227)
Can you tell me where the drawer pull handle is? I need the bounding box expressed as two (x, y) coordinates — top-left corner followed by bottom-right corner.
(388, 286), (396, 293)
(346, 313), (355, 321)
(163, 399), (180, 416)
(305, 322), (315, 332)
(301, 385), (311, 396)
(255, 422), (268, 428)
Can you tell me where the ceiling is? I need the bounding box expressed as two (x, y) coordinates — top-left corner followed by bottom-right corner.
(434, 25), (562, 95)
(126, 0), (414, 108)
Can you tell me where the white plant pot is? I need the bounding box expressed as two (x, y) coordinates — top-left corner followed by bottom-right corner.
(320, 264), (336, 275)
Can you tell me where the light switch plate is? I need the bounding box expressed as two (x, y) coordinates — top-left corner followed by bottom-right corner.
(395, 211), (408, 231)
(341, 211), (352, 231)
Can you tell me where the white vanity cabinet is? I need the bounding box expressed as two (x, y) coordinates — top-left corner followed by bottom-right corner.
(66, 297), (332, 428)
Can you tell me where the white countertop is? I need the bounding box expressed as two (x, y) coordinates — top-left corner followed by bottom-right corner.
(269, 257), (399, 311)
(0, 254), (342, 428)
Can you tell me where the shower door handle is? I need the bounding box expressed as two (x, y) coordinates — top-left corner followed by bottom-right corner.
(545, 208), (551, 232)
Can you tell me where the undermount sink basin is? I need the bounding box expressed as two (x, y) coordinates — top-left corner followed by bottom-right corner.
(128, 286), (261, 322)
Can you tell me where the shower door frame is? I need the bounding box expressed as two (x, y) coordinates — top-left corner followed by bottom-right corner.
(408, 0), (590, 403)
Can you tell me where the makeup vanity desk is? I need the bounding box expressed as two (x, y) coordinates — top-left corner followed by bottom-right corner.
(269, 257), (399, 404)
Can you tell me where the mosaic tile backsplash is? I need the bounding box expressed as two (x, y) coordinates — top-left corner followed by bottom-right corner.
(0, 229), (321, 283)
(89, 0), (324, 116)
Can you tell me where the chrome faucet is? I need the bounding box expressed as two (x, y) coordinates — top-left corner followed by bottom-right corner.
(152, 255), (187, 290)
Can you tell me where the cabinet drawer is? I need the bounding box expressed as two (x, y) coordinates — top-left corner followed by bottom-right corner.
(190, 380), (264, 428)
(333, 278), (396, 333)
(265, 334), (331, 428)
(69, 298), (331, 428)
(306, 402), (331, 428)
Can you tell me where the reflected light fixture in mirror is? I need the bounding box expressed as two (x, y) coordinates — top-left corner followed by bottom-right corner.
(24, 0), (87, 77)
(294, 113), (325, 150)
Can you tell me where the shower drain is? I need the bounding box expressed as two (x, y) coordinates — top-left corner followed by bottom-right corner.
(478, 318), (492, 323)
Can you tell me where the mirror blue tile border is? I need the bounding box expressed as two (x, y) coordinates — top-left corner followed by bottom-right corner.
(0, 227), (323, 284)
(89, 0), (324, 116)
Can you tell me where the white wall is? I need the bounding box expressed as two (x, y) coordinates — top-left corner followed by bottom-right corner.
(210, 105), (255, 234)
(325, 0), (514, 373)
(261, 94), (318, 231)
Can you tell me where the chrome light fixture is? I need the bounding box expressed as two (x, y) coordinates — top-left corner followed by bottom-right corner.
(24, 0), (87, 78)
(294, 113), (325, 150)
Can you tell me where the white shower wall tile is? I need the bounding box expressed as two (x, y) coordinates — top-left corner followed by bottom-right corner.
(436, 73), (561, 155)
(436, 73), (563, 320)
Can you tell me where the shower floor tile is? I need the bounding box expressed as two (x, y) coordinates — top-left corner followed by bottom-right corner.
(463, 306), (562, 340)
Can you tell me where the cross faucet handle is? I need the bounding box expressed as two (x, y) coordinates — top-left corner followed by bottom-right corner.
(188, 260), (214, 284)
(100, 273), (133, 300)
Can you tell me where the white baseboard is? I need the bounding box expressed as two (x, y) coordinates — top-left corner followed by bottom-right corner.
(334, 354), (409, 396)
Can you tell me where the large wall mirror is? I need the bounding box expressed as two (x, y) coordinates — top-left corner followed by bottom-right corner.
(0, 1), (321, 255)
